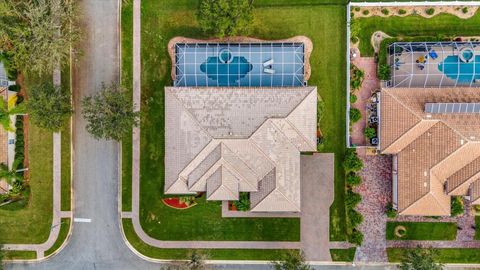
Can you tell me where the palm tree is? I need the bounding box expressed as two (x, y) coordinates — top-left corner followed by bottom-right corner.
(0, 159), (25, 185)
(185, 250), (207, 270)
(0, 100), (25, 132)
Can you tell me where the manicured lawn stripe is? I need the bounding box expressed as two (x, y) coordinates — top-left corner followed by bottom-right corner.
(122, 219), (298, 260)
(330, 248), (356, 262)
(3, 250), (37, 260)
(61, 65), (72, 212)
(387, 248), (480, 263)
(121, 0), (134, 212)
(44, 218), (71, 256)
(355, 12), (480, 56)
(386, 222), (457, 240)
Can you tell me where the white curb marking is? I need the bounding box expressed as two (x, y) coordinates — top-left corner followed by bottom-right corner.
(74, 218), (92, 223)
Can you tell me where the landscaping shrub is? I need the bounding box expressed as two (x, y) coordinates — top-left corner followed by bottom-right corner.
(349, 108), (361, 124)
(346, 172), (361, 186)
(348, 229), (364, 246)
(362, 10), (369, 16)
(350, 65), (364, 91)
(451, 196), (464, 217)
(345, 189), (362, 209)
(425, 8), (435, 15)
(378, 64), (391, 81)
(350, 36), (359, 44)
(381, 8), (389, 15)
(398, 9), (407, 15)
(386, 202), (397, 218)
(350, 94), (357, 104)
(343, 148), (363, 173)
(354, 7), (360, 12)
(233, 192), (250, 211)
(364, 127), (376, 139)
(8, 85), (21, 92)
(462, 7), (469, 14)
(348, 208), (364, 228)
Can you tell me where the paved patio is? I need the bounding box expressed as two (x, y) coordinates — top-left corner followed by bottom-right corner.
(354, 154), (392, 263)
(350, 57), (379, 147)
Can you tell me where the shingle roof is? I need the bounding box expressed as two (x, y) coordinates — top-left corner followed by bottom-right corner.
(165, 86), (317, 212)
(381, 87), (480, 215)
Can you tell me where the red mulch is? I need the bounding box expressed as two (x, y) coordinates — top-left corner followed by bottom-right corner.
(162, 198), (189, 209)
(229, 202), (237, 211)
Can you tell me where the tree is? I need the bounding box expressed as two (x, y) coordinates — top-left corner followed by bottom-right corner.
(28, 82), (72, 132)
(398, 248), (443, 270)
(81, 83), (139, 141)
(0, 160), (25, 186)
(233, 192), (250, 211)
(0, 0), (80, 75)
(0, 99), (26, 132)
(272, 251), (312, 270)
(197, 0), (253, 38)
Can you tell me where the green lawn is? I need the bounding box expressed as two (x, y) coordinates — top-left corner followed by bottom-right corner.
(388, 248), (480, 263)
(355, 11), (480, 56)
(0, 115), (53, 244)
(386, 222), (457, 241)
(3, 250), (37, 260)
(120, 0), (348, 244)
(330, 248), (356, 262)
(44, 218), (71, 256)
(122, 219), (297, 260)
(61, 66), (72, 212)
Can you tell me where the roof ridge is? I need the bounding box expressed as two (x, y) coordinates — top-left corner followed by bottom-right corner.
(286, 87), (316, 119)
(221, 142), (262, 181)
(383, 120), (439, 153)
(220, 155), (257, 191)
(279, 118), (317, 151)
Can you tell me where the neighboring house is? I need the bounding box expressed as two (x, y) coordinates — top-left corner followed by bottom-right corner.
(164, 38), (318, 212)
(381, 41), (480, 216)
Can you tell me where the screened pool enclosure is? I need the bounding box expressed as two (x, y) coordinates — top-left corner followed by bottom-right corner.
(387, 42), (480, 88)
(174, 43), (306, 87)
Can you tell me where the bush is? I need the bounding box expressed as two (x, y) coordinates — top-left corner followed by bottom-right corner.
(364, 127), (376, 139)
(398, 9), (407, 15)
(8, 85), (21, 92)
(348, 229), (364, 246)
(425, 8), (435, 15)
(350, 65), (364, 91)
(348, 208), (364, 228)
(349, 108), (362, 123)
(345, 189), (362, 209)
(354, 7), (360, 12)
(343, 148), (363, 172)
(451, 196), (464, 217)
(362, 10), (369, 15)
(386, 202), (397, 218)
(378, 64), (391, 81)
(346, 172), (361, 186)
(381, 8), (389, 15)
(233, 192), (250, 211)
(350, 94), (357, 104)
(462, 7), (468, 14)
(350, 36), (359, 44)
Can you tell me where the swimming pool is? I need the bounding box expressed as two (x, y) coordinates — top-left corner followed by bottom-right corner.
(438, 55), (480, 84)
(174, 43), (305, 87)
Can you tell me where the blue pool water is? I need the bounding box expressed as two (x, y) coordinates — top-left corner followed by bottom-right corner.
(174, 43), (305, 87)
(438, 55), (480, 84)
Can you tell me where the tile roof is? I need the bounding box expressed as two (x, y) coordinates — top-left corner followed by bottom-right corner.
(165, 86), (317, 212)
(381, 87), (480, 215)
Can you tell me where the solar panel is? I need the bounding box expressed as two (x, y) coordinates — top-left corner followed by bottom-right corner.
(425, 103), (480, 114)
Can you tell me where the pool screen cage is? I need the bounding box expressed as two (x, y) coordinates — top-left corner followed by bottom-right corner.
(174, 42), (306, 87)
(387, 41), (480, 88)
(0, 63), (8, 87)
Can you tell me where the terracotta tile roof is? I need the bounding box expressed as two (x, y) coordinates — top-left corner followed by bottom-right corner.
(471, 179), (480, 205)
(381, 87), (480, 216)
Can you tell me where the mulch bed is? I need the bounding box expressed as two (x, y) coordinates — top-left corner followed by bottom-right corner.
(162, 197), (197, 210)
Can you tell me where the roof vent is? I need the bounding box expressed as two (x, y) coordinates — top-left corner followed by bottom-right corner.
(424, 182), (427, 187)
(412, 149), (416, 152)
(471, 136), (476, 140)
(461, 139), (465, 145)
(426, 114), (432, 118)
(424, 171), (428, 177)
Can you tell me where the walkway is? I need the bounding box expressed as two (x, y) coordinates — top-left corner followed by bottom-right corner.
(3, 65), (69, 259)
(354, 154), (392, 263)
(350, 56), (379, 146)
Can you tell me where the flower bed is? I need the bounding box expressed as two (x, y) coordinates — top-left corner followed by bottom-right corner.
(162, 197), (197, 209)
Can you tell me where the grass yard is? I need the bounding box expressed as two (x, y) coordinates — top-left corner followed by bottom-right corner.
(120, 0), (348, 245)
(122, 219), (298, 260)
(0, 105), (53, 244)
(330, 248), (356, 262)
(61, 66), (72, 212)
(3, 250), (37, 260)
(355, 11), (480, 56)
(386, 222), (457, 240)
(44, 218), (71, 256)
(388, 248), (480, 263)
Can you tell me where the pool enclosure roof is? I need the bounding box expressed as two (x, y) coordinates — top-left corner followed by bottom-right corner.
(387, 41), (480, 88)
(174, 42), (305, 87)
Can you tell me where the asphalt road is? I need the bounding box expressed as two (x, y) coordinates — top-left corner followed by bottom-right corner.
(6, 0), (480, 270)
